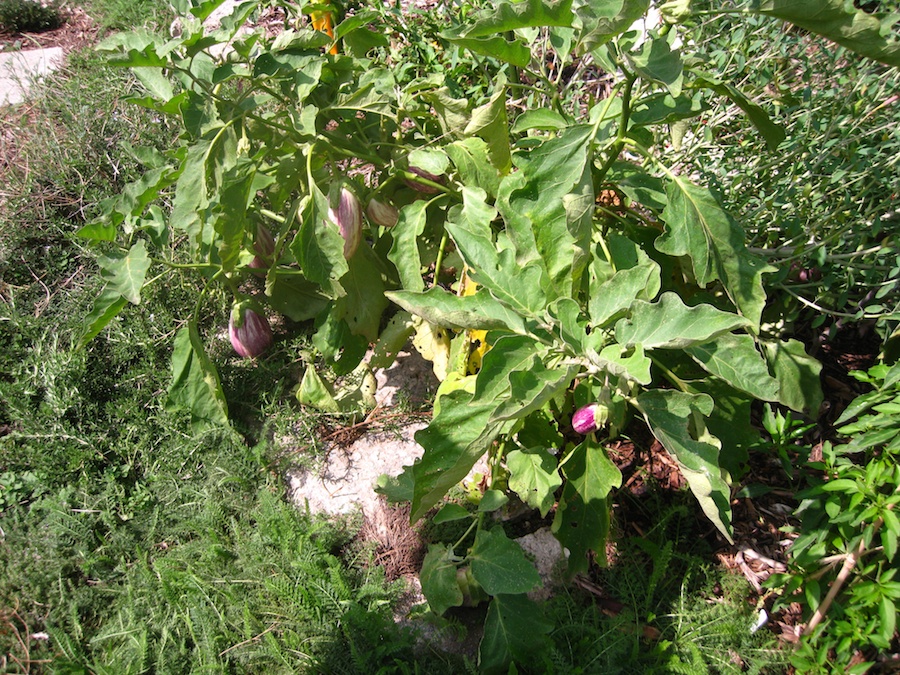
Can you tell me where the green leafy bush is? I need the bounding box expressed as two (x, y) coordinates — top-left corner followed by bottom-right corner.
(0, 0), (62, 33)
(769, 361), (900, 673)
(79, 0), (900, 670)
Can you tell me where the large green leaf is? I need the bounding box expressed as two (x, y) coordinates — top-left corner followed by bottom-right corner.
(419, 544), (464, 615)
(507, 448), (562, 518)
(576, 0), (651, 52)
(446, 138), (501, 198)
(553, 439), (622, 576)
(634, 390), (733, 543)
(386, 287), (527, 334)
(751, 0), (900, 67)
(615, 292), (751, 349)
(589, 235), (661, 327)
(479, 595), (552, 675)
(762, 339), (823, 415)
(498, 125), (594, 297)
(292, 191), (349, 296)
(387, 201), (428, 293)
(212, 160), (256, 273)
(658, 178), (774, 327)
(461, 0), (574, 37)
(97, 240), (152, 306)
(491, 359), (577, 422)
(470, 528), (541, 595)
(165, 322), (229, 430)
(464, 85), (512, 174)
(446, 188), (547, 316)
(335, 247), (388, 341)
(410, 335), (543, 521)
(80, 286), (128, 346)
(685, 333), (781, 402)
(628, 38), (683, 97)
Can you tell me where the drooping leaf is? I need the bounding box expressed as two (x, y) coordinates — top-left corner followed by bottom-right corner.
(589, 235), (661, 327)
(166, 322), (229, 430)
(410, 335), (543, 521)
(387, 201), (428, 293)
(80, 286), (129, 346)
(508, 448), (562, 517)
(658, 178), (774, 327)
(691, 71), (786, 150)
(464, 84), (512, 174)
(591, 343), (653, 385)
(615, 292), (751, 349)
(385, 287), (527, 334)
(97, 240), (152, 306)
(479, 595), (553, 674)
(634, 389), (733, 543)
(686, 333), (781, 401)
(334, 246), (388, 341)
(420, 544), (464, 615)
(292, 191), (349, 296)
(751, 0), (900, 68)
(470, 527), (541, 595)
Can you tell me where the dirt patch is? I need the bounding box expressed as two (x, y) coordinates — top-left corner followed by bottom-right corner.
(0, 6), (97, 53)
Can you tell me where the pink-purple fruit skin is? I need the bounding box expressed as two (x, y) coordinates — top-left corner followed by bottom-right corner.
(229, 308), (273, 358)
(366, 199), (399, 228)
(403, 166), (445, 194)
(572, 404), (599, 435)
(328, 188), (362, 259)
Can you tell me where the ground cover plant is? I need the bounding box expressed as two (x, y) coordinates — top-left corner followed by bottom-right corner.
(2, 0), (900, 672)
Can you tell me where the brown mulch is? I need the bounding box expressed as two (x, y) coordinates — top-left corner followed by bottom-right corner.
(0, 6), (98, 53)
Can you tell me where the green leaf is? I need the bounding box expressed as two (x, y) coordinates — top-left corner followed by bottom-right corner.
(463, 0), (574, 36)
(265, 275), (330, 322)
(498, 125), (594, 297)
(479, 595), (552, 674)
(577, 0), (651, 52)
(691, 72), (786, 150)
(446, 188), (547, 316)
(434, 503), (472, 524)
(491, 360), (577, 422)
(80, 286), (128, 345)
(335, 246), (388, 341)
(510, 109), (571, 133)
(296, 364), (340, 413)
(478, 490), (509, 512)
(634, 389), (733, 543)
(132, 66), (173, 101)
(879, 596), (897, 647)
(508, 448), (562, 517)
(446, 34), (532, 67)
(589, 236), (661, 327)
(762, 339), (823, 415)
(686, 379), (757, 479)
(387, 201), (428, 293)
(628, 38), (683, 97)
(410, 336), (539, 521)
(553, 439), (622, 576)
(386, 286), (527, 334)
(447, 137), (501, 197)
(465, 84), (512, 174)
(751, 0), (900, 68)
(292, 191), (349, 295)
(470, 527), (541, 595)
(213, 160), (256, 272)
(615, 292), (751, 349)
(592, 343), (652, 385)
(658, 178), (774, 327)
(420, 544), (464, 615)
(165, 322), (229, 430)
(98, 240), (152, 306)
(686, 334), (781, 401)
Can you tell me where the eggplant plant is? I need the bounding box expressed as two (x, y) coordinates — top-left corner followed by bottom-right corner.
(80, 0), (900, 669)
